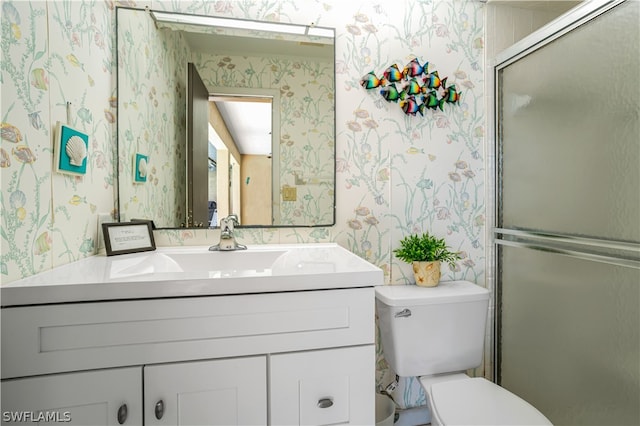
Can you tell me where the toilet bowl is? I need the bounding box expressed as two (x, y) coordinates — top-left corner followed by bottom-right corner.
(375, 281), (552, 425)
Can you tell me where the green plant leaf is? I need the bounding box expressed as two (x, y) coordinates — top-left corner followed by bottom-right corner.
(393, 231), (461, 266)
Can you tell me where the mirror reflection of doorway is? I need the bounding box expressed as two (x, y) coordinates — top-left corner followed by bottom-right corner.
(189, 65), (274, 227)
(211, 95), (273, 226)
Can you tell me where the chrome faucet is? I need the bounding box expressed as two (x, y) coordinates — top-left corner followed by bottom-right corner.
(209, 214), (247, 251)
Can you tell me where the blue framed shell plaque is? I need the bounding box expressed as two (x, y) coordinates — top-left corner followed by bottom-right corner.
(133, 153), (148, 183)
(54, 122), (89, 175)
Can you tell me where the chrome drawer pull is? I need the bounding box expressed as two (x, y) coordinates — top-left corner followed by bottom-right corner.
(317, 398), (334, 409)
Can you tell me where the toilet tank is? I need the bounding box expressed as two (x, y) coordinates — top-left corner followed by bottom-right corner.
(375, 281), (490, 377)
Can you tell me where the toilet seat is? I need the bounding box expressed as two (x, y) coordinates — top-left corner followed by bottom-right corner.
(421, 377), (552, 425)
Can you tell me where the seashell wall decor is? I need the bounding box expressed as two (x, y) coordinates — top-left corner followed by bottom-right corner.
(133, 153), (148, 183)
(54, 122), (89, 175)
(66, 135), (87, 166)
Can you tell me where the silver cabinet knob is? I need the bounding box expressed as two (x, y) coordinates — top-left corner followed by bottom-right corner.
(155, 400), (165, 420)
(317, 398), (334, 409)
(117, 403), (128, 424)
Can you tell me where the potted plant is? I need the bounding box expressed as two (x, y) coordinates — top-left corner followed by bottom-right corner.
(394, 232), (461, 287)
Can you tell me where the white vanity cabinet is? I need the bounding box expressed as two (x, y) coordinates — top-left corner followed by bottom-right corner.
(1, 358), (265, 426)
(1, 287), (375, 425)
(270, 346), (375, 425)
(1, 367), (142, 425)
(144, 357), (267, 425)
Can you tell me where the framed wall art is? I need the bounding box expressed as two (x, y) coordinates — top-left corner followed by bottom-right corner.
(133, 153), (148, 183)
(54, 121), (89, 175)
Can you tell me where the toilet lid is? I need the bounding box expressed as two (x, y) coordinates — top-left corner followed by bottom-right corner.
(428, 377), (552, 425)
(375, 280), (489, 306)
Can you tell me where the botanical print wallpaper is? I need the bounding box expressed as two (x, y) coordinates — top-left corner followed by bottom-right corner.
(1, 0), (484, 411)
(1, 0), (116, 280)
(117, 8), (188, 226)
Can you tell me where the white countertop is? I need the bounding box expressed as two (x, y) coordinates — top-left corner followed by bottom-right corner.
(1, 243), (384, 307)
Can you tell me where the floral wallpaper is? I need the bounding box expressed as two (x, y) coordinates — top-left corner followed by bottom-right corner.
(1, 0), (485, 412)
(117, 7), (188, 226)
(1, 0), (116, 280)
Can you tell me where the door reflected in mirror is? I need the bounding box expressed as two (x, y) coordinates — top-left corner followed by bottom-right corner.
(116, 7), (336, 229)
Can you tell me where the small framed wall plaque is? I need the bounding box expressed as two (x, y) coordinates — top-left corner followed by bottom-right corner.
(102, 221), (156, 256)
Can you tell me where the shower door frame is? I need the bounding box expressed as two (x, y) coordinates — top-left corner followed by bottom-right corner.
(487, 0), (629, 383)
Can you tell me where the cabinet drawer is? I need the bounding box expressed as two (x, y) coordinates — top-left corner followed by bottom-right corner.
(1, 288), (374, 378)
(270, 346), (375, 425)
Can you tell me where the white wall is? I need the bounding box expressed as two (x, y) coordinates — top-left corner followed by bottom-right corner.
(485, 0), (581, 58)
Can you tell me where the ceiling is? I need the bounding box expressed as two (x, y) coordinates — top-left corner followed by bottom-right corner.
(213, 98), (272, 156)
(184, 31), (332, 59)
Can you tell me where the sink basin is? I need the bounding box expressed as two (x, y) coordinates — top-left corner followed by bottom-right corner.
(113, 249), (288, 277)
(164, 250), (287, 272)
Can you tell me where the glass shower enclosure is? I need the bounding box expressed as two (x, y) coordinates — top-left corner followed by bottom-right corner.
(493, 1), (639, 424)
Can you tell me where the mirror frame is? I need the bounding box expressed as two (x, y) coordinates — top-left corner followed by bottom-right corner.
(115, 6), (337, 229)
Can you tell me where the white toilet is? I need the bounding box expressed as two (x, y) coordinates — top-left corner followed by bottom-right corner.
(376, 280), (552, 425)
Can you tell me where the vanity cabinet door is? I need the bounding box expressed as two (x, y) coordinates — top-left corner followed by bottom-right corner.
(269, 346), (375, 426)
(1, 367), (142, 425)
(144, 356), (266, 425)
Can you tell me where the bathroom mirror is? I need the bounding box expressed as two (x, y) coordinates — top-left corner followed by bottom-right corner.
(116, 7), (336, 229)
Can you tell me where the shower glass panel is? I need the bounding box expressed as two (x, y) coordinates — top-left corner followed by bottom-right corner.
(495, 1), (640, 425)
(499, 0), (639, 242)
(500, 247), (639, 425)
